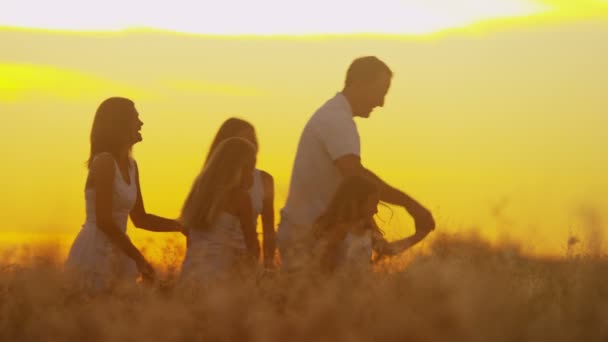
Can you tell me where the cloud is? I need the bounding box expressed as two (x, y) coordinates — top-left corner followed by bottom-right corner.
(0, 63), (150, 102)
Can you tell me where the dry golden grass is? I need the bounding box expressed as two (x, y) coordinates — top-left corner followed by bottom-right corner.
(1, 233), (607, 341)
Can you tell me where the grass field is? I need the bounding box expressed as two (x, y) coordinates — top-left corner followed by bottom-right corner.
(1, 233), (607, 341)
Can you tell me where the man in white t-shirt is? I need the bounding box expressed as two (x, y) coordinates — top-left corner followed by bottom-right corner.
(277, 56), (435, 270)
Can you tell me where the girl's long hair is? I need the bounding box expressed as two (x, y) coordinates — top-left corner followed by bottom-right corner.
(180, 137), (257, 231)
(313, 175), (380, 239)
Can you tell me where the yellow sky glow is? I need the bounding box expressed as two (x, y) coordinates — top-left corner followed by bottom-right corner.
(1, 0), (608, 257)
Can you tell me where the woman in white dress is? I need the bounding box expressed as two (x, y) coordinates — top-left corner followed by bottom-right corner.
(179, 137), (260, 286)
(310, 175), (432, 274)
(65, 97), (182, 291)
(203, 118), (276, 268)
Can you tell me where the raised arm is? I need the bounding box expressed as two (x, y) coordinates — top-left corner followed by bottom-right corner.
(129, 161), (183, 233)
(260, 170), (276, 268)
(371, 220), (431, 258)
(91, 154), (154, 279)
(373, 232), (430, 258)
(334, 154), (435, 232)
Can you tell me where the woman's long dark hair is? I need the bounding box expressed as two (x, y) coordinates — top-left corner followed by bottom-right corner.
(205, 118), (258, 166)
(87, 97), (136, 168)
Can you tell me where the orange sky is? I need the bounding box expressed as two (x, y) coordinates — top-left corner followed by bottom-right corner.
(1, 1), (607, 258)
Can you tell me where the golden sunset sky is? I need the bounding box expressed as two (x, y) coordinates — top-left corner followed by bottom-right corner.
(1, 0), (607, 257)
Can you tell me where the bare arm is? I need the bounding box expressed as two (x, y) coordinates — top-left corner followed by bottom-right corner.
(260, 171), (276, 268)
(373, 232), (430, 258)
(236, 191), (261, 260)
(334, 154), (435, 231)
(129, 162), (182, 233)
(91, 154), (153, 279)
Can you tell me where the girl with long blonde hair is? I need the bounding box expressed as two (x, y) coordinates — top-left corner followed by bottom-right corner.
(204, 118), (276, 268)
(179, 137), (260, 284)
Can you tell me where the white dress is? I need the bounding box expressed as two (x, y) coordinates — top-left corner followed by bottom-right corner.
(310, 227), (374, 273)
(65, 153), (138, 290)
(180, 212), (247, 285)
(180, 169), (264, 286)
(335, 230), (373, 270)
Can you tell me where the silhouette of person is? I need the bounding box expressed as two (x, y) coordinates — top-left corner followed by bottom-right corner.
(202, 118), (276, 268)
(179, 137), (260, 286)
(277, 56), (435, 271)
(309, 175), (431, 274)
(65, 97), (182, 291)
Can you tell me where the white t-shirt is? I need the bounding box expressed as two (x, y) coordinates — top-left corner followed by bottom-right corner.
(279, 93), (360, 237)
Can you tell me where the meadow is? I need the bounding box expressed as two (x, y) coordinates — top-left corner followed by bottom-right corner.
(2, 232), (607, 341)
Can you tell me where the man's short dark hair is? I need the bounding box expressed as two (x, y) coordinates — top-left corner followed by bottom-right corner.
(344, 56), (393, 88)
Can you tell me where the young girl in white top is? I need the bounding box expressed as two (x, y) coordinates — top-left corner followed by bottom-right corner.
(204, 118), (276, 268)
(65, 97), (182, 291)
(179, 137), (260, 285)
(311, 175), (432, 274)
